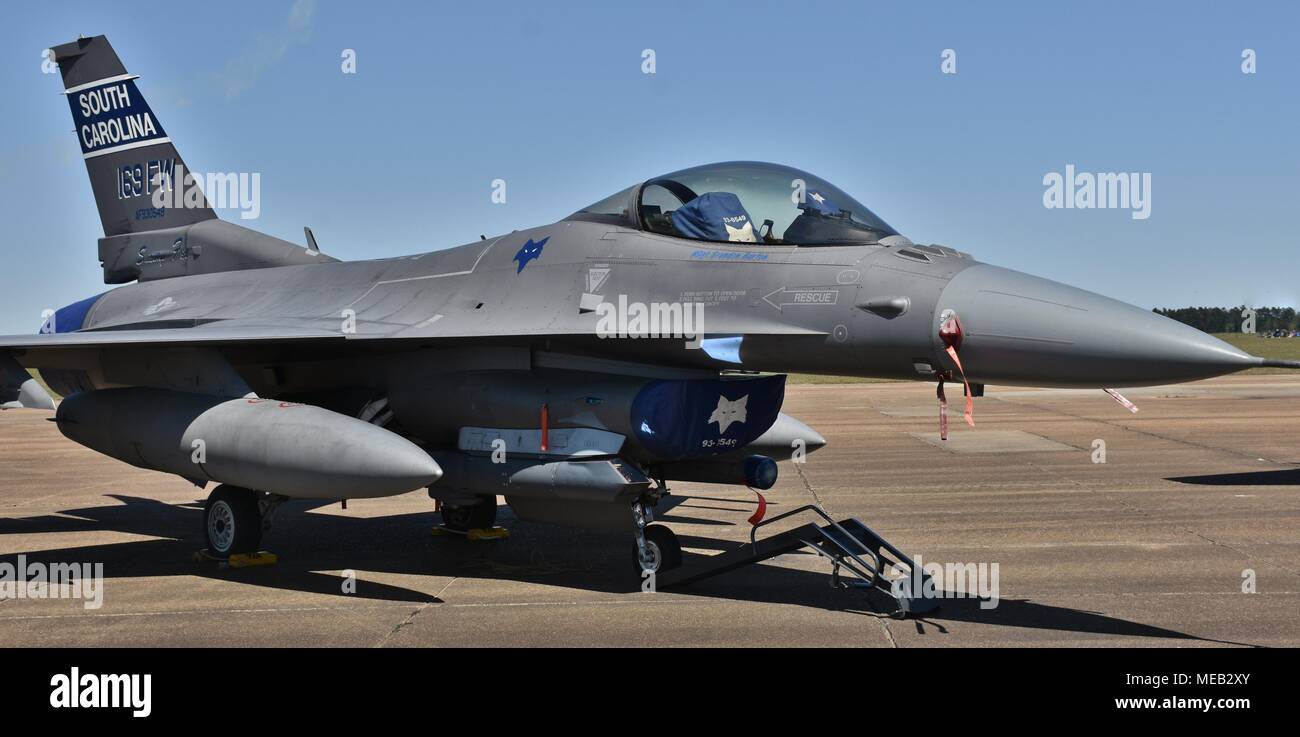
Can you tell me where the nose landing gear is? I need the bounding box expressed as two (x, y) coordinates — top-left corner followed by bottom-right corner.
(632, 501), (681, 580)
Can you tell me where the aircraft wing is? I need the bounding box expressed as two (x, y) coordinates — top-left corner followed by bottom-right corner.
(0, 314), (824, 362)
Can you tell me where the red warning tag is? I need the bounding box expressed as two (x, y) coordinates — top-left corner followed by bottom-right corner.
(747, 488), (767, 526)
(938, 313), (975, 433)
(540, 403), (550, 451)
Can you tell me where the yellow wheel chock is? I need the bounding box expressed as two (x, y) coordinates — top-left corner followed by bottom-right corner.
(192, 549), (279, 568)
(431, 526), (511, 541)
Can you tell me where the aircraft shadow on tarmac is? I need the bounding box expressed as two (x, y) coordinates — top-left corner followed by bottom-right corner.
(1168, 467), (1300, 486)
(0, 493), (1248, 644)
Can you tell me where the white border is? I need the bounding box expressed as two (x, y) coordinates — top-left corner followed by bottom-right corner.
(82, 137), (172, 160)
(63, 73), (139, 95)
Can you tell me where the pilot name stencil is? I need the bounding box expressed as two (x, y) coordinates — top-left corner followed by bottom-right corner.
(689, 249), (769, 261)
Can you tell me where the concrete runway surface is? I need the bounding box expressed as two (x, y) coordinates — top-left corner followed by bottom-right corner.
(1, 375), (1297, 647)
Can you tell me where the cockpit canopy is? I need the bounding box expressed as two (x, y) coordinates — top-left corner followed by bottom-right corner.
(568, 162), (898, 246)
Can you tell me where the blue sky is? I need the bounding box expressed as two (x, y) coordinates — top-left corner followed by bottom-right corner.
(1, 0), (1296, 334)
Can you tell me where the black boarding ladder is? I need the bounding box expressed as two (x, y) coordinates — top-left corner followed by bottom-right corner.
(657, 504), (938, 617)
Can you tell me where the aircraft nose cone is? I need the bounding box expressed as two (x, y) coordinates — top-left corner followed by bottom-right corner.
(936, 264), (1258, 387)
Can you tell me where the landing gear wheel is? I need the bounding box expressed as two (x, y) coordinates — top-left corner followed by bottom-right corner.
(441, 496), (497, 532)
(634, 524), (682, 576)
(204, 485), (262, 558)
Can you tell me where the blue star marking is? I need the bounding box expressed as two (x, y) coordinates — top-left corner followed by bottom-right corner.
(513, 236), (549, 273)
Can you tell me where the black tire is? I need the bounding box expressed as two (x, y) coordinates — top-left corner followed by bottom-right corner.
(441, 496), (497, 532)
(204, 485), (262, 558)
(634, 524), (682, 575)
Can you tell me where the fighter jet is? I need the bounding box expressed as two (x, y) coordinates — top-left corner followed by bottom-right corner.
(2, 36), (1295, 577)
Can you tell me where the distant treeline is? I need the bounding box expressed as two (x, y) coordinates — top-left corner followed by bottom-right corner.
(1154, 306), (1299, 333)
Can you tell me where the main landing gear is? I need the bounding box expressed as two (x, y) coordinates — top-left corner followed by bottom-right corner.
(201, 485), (285, 559)
(439, 495), (498, 532)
